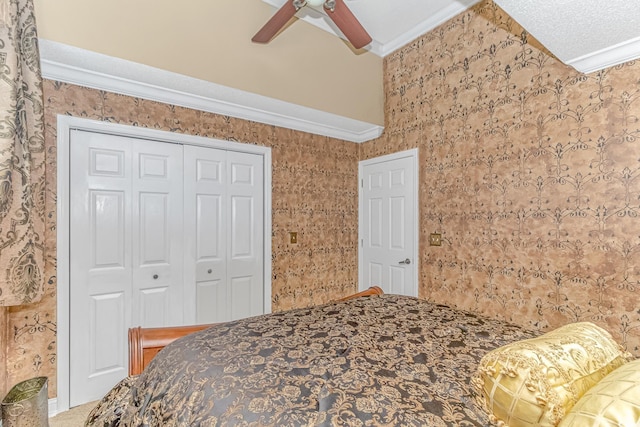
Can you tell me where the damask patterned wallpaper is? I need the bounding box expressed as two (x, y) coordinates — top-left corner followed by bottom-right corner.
(4, 81), (360, 397)
(361, 0), (640, 354)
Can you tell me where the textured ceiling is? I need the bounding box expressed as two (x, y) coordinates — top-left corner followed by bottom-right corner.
(262, 0), (640, 72)
(494, 0), (640, 73)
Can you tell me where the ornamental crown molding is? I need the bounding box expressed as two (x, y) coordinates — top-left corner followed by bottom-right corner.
(39, 39), (383, 143)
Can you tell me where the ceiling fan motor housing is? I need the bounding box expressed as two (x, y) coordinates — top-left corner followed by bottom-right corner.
(253, 0), (372, 49)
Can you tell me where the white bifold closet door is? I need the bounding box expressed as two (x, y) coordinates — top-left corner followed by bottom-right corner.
(69, 130), (264, 407)
(69, 131), (184, 406)
(183, 145), (264, 324)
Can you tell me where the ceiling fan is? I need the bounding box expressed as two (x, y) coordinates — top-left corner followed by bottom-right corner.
(252, 0), (372, 50)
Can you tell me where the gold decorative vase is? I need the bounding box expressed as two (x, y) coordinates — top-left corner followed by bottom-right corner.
(1, 377), (49, 427)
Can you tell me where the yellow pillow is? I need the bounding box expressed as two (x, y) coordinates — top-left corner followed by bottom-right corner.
(559, 358), (640, 427)
(473, 322), (632, 427)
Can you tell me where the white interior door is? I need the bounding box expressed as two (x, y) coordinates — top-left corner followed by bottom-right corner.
(69, 130), (184, 406)
(359, 149), (418, 296)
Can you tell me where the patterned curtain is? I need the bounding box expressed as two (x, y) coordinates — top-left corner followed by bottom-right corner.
(0, 0), (45, 306)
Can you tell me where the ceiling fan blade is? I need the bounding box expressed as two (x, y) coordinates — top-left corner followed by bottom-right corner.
(252, 1), (299, 44)
(324, 0), (372, 49)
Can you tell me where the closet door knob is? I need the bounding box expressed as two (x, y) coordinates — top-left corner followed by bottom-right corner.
(153, 274), (159, 280)
(208, 269), (212, 274)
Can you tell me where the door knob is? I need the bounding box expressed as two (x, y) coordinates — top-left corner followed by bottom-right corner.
(399, 258), (411, 265)
(208, 269), (212, 274)
(153, 274), (158, 279)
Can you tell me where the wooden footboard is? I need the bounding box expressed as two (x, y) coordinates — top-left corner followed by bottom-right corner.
(337, 286), (383, 301)
(128, 286), (384, 375)
(128, 324), (213, 375)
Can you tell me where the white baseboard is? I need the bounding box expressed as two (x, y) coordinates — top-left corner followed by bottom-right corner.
(48, 397), (58, 417)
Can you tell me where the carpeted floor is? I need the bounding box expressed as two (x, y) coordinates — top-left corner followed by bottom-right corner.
(49, 401), (97, 427)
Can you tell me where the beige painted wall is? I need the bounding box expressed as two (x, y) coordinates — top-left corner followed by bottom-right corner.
(33, 0), (384, 125)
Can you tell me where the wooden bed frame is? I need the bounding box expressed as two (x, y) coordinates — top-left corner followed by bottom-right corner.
(128, 286), (384, 375)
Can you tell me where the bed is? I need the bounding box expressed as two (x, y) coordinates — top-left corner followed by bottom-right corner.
(86, 287), (539, 426)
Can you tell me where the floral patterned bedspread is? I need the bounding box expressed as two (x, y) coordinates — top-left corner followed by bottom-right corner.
(86, 294), (537, 426)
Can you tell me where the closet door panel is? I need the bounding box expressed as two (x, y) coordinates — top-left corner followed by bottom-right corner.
(132, 140), (184, 328)
(184, 145), (228, 323)
(139, 287), (171, 326)
(69, 131), (133, 406)
(228, 151), (264, 321)
(230, 276), (263, 320)
(196, 279), (227, 323)
(91, 190), (126, 268)
(231, 196), (255, 258)
(196, 194), (223, 262)
(90, 292), (125, 373)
